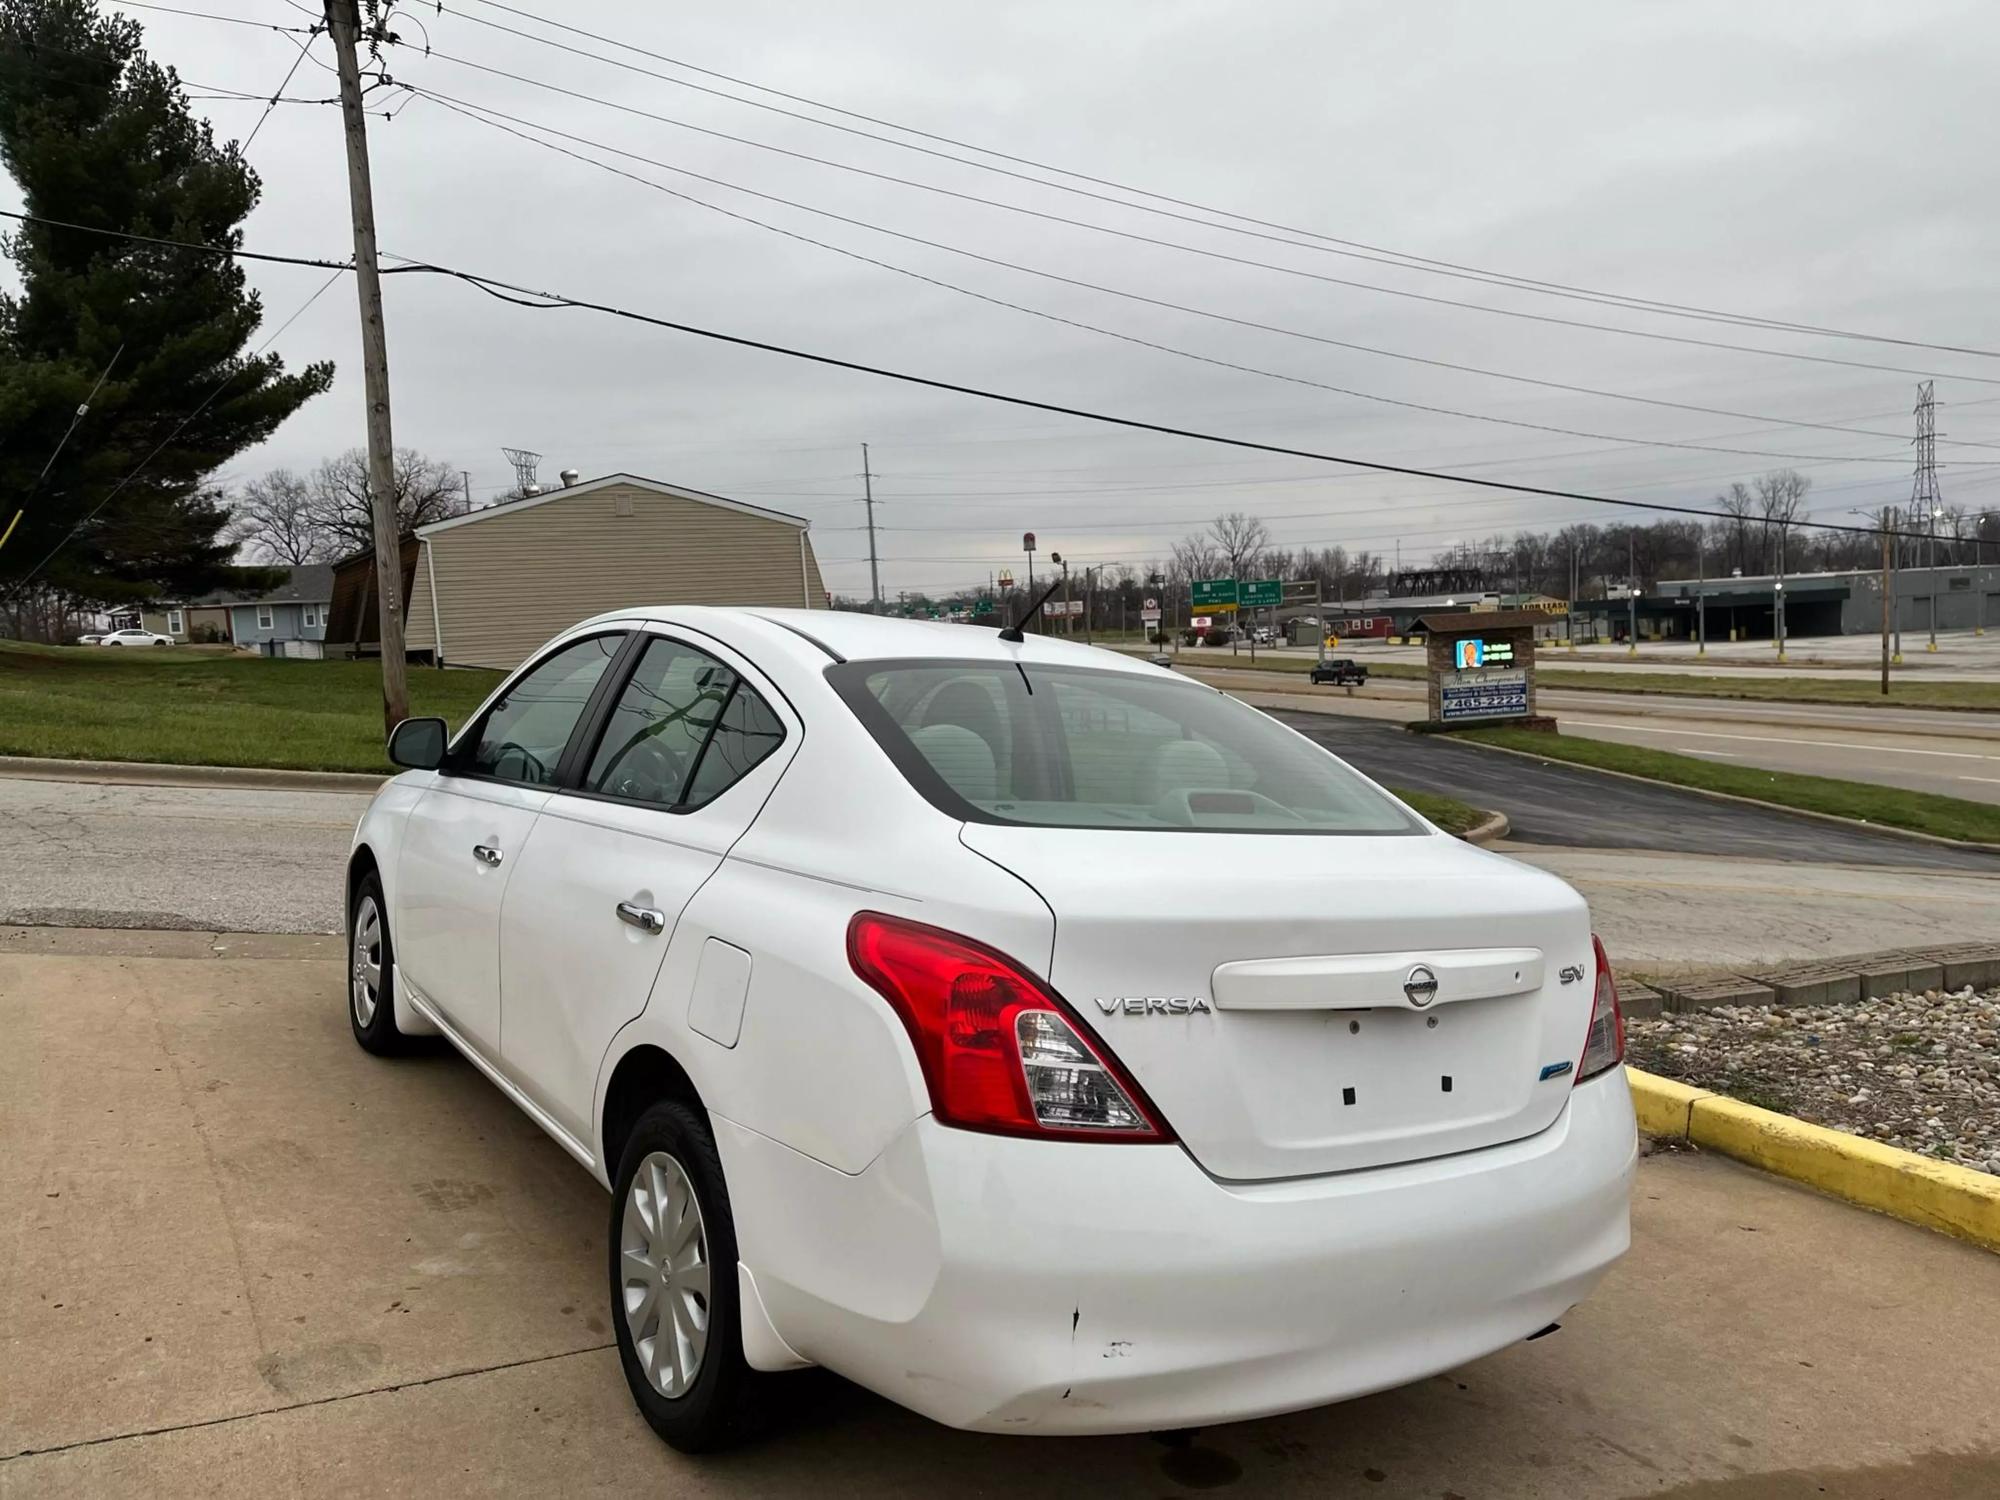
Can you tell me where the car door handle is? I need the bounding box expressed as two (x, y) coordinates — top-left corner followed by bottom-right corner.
(472, 844), (504, 867)
(616, 901), (666, 935)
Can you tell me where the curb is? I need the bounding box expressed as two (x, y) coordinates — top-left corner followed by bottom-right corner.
(0, 755), (387, 794)
(1460, 809), (1511, 846)
(1438, 731), (2000, 857)
(1627, 1067), (2000, 1254)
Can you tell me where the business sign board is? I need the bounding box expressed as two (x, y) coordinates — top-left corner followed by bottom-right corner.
(1191, 579), (1238, 609)
(1040, 598), (1084, 617)
(1140, 608), (1162, 625)
(1453, 637), (1518, 670)
(1240, 578), (1283, 607)
(1439, 667), (1530, 722)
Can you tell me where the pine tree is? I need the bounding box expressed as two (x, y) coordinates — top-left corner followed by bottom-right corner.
(0, 0), (333, 610)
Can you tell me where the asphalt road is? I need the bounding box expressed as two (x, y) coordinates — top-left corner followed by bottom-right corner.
(6, 932), (1999, 1497)
(1275, 710), (2000, 871)
(0, 777), (364, 933)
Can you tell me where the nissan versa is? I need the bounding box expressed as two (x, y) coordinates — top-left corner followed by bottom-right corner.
(345, 607), (1635, 1450)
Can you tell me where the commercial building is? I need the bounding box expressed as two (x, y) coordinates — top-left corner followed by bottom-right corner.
(403, 473), (827, 671)
(1652, 563), (2000, 640)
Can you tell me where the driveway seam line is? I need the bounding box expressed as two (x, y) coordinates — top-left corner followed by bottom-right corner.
(1, 1342), (617, 1463)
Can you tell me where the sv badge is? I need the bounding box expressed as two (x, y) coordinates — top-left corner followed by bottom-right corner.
(1093, 996), (1213, 1016)
(1559, 964), (1586, 985)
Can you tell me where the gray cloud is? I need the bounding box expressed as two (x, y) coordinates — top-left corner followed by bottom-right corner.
(15, 0), (2000, 597)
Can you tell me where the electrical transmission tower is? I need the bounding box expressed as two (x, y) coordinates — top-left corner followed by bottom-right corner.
(1911, 381), (1946, 650)
(502, 446), (542, 494)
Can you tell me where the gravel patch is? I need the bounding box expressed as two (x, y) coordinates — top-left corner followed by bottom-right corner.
(1627, 988), (2000, 1175)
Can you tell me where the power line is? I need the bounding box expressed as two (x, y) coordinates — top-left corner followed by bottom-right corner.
(447, 0), (1998, 359)
(0, 207), (1932, 544)
(413, 86), (2000, 455)
(109, 1), (315, 33)
(242, 20), (323, 151)
(0, 346), (123, 555)
(416, 89), (1919, 467)
(388, 36), (2000, 390)
(389, 261), (1922, 543)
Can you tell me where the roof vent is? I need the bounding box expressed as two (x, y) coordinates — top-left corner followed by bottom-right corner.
(522, 483), (542, 497)
(559, 468), (579, 487)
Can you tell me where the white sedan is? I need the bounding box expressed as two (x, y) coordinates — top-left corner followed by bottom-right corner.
(346, 607), (1634, 1451)
(94, 628), (173, 646)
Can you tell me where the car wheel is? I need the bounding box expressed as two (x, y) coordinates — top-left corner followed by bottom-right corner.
(347, 873), (413, 1055)
(609, 1101), (750, 1452)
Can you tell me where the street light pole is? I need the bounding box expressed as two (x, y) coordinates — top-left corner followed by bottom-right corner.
(1774, 523), (1788, 663)
(1696, 532), (1707, 655)
(1929, 506), (1941, 653)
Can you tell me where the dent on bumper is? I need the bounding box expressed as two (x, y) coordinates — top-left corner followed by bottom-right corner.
(717, 1068), (1636, 1435)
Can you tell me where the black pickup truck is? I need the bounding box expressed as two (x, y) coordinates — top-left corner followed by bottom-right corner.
(1308, 657), (1368, 686)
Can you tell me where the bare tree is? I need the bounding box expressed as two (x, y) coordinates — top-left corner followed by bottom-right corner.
(1208, 511), (1271, 581)
(1754, 469), (1811, 574)
(1715, 482), (1757, 575)
(304, 447), (466, 558)
(1168, 532), (1222, 585)
(229, 469), (328, 565)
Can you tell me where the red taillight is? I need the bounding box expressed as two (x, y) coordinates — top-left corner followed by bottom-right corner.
(846, 912), (1172, 1143)
(1576, 932), (1626, 1083)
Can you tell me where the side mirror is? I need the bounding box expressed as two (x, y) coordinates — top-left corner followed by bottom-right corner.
(387, 716), (448, 771)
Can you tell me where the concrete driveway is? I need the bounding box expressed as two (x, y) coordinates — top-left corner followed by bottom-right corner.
(5, 930), (1999, 1498)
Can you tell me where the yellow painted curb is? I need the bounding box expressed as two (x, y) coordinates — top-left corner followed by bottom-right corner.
(1628, 1067), (2000, 1255)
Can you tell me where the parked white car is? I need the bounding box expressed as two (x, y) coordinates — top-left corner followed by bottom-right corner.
(94, 628), (173, 647)
(346, 608), (1634, 1450)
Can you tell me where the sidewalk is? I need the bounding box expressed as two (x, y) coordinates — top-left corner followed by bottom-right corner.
(5, 934), (1998, 1497)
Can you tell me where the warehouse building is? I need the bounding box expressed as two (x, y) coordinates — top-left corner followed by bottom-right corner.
(1653, 563), (2000, 640)
(402, 473), (826, 671)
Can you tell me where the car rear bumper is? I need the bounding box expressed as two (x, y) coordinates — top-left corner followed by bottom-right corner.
(718, 1068), (1636, 1435)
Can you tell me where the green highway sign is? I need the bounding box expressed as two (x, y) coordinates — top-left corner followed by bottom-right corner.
(976, 596), (993, 612)
(1240, 578), (1282, 608)
(1191, 578), (1238, 608)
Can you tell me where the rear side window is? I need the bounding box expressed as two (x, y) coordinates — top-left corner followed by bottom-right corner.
(583, 636), (784, 810)
(831, 659), (1418, 835)
(461, 633), (623, 785)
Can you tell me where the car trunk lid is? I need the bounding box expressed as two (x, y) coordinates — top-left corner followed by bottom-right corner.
(960, 825), (1595, 1180)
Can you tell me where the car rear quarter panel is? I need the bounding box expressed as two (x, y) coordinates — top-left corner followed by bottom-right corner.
(596, 689), (1056, 1179)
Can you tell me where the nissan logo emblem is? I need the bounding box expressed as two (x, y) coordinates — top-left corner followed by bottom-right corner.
(1403, 965), (1439, 1008)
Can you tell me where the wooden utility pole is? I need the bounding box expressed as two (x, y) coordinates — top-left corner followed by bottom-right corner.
(1881, 507), (1893, 697)
(326, 0), (409, 734)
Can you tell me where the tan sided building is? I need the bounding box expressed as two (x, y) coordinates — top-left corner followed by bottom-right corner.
(405, 474), (827, 670)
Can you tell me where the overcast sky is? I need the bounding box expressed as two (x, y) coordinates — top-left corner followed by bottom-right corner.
(20, 0), (2000, 597)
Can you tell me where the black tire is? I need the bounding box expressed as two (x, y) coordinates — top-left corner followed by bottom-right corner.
(346, 871), (413, 1056)
(609, 1101), (751, 1453)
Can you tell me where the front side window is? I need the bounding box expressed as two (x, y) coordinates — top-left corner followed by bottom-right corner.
(833, 659), (1418, 835)
(257, 605), (274, 630)
(459, 633), (624, 786)
(582, 637), (783, 809)
(302, 605), (319, 627)
(167, 609), (184, 634)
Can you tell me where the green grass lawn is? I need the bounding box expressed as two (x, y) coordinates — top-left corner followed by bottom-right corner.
(0, 641), (501, 772)
(1167, 648), (2000, 711)
(1388, 787), (1491, 836)
(1458, 725), (2000, 844)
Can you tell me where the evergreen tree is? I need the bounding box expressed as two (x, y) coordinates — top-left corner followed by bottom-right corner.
(0, 0), (333, 607)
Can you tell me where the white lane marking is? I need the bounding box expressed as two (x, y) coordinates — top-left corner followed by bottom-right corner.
(1564, 719), (2000, 762)
(1960, 776), (2000, 784)
(1688, 749), (1741, 757)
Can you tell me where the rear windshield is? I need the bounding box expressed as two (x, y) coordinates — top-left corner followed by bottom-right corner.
(829, 658), (1421, 835)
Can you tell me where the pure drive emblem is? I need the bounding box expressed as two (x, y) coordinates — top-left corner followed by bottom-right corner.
(1403, 965), (1440, 1008)
(1093, 996), (1212, 1016)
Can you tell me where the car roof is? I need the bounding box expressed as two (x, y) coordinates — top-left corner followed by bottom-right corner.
(569, 605), (1166, 677)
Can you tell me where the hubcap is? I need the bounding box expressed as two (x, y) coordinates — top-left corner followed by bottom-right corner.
(620, 1151), (711, 1398)
(350, 896), (383, 1028)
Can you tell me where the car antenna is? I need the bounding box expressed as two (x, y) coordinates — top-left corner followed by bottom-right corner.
(998, 577), (1065, 643)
